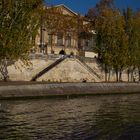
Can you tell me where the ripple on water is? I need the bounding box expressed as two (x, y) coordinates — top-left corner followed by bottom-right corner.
(0, 94), (140, 140)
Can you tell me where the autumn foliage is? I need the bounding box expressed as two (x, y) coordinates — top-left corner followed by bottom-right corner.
(87, 0), (140, 82)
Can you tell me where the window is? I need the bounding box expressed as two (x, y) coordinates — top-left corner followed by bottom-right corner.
(85, 40), (89, 46)
(57, 34), (63, 45)
(66, 36), (71, 47)
(48, 34), (52, 44)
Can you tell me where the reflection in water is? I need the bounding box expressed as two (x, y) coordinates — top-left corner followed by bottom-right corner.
(0, 94), (140, 140)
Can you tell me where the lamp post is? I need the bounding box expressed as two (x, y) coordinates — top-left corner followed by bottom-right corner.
(39, 13), (47, 55)
(40, 24), (47, 54)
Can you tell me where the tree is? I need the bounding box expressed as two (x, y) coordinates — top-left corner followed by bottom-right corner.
(123, 8), (140, 82)
(133, 11), (140, 81)
(0, 0), (43, 81)
(87, 0), (128, 82)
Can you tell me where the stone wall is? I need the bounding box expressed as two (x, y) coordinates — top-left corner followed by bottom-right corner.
(37, 58), (100, 82)
(8, 59), (54, 81)
(85, 61), (132, 82)
(0, 83), (139, 99)
(7, 57), (100, 82)
(6, 56), (139, 82)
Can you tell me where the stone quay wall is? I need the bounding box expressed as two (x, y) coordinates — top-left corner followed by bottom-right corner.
(0, 82), (139, 100)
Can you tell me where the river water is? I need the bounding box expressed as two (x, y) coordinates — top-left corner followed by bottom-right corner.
(0, 94), (140, 140)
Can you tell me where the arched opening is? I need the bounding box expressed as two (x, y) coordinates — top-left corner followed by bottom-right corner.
(59, 49), (66, 55)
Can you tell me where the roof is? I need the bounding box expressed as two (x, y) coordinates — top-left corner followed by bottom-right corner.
(50, 4), (78, 16)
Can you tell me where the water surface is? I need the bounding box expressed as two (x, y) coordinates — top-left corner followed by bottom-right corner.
(0, 94), (140, 140)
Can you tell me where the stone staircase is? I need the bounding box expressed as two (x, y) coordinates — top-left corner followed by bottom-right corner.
(31, 56), (67, 81)
(31, 55), (105, 82)
(75, 56), (104, 80)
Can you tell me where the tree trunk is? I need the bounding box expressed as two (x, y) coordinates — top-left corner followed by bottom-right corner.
(130, 69), (133, 82)
(104, 71), (107, 82)
(119, 69), (122, 82)
(0, 59), (9, 82)
(127, 69), (130, 82)
(130, 67), (135, 82)
(108, 68), (111, 82)
(115, 68), (119, 82)
(104, 64), (108, 82)
(139, 69), (140, 82)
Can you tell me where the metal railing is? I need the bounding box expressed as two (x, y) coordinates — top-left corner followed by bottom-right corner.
(75, 56), (103, 79)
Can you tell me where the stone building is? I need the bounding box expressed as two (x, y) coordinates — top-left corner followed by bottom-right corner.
(34, 4), (97, 57)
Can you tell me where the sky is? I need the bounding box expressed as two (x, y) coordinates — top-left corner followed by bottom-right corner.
(45, 0), (140, 15)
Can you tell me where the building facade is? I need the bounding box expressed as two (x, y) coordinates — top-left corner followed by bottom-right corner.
(34, 4), (96, 57)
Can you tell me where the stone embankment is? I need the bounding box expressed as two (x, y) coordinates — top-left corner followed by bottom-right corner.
(6, 54), (138, 82)
(0, 82), (139, 100)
